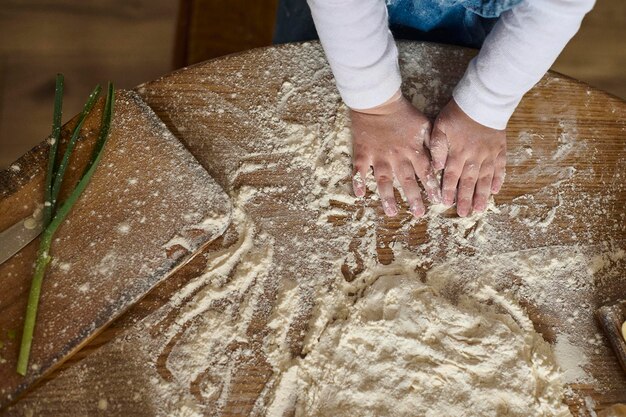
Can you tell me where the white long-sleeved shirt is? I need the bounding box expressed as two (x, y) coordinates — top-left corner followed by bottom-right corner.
(308, 0), (595, 129)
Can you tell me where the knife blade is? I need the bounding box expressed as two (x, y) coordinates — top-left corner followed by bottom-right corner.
(0, 211), (44, 265)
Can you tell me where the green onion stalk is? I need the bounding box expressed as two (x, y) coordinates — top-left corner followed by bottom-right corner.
(16, 82), (115, 376)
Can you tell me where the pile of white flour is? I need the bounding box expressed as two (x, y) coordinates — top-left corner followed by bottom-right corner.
(265, 266), (571, 417)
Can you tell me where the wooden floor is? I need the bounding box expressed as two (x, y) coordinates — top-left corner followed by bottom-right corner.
(0, 0), (624, 169)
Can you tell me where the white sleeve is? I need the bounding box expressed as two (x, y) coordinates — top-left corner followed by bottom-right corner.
(307, 0), (401, 110)
(453, 0), (595, 130)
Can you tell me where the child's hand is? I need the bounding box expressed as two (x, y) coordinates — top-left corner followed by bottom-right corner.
(351, 93), (441, 218)
(429, 99), (506, 217)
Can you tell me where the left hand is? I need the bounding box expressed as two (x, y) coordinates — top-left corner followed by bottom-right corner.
(428, 99), (507, 217)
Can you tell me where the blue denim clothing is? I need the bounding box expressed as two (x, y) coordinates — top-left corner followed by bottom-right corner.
(386, 0), (522, 47)
(273, 0), (522, 48)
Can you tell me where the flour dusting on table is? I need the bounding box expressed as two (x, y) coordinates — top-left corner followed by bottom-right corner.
(7, 42), (626, 417)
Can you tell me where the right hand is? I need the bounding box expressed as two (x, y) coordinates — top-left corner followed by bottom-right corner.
(350, 92), (442, 218)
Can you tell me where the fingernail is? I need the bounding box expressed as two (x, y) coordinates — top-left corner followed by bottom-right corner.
(353, 173), (365, 197)
(410, 203), (424, 217)
(382, 200), (397, 217)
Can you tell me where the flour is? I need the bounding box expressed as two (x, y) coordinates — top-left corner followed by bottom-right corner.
(554, 334), (592, 384)
(97, 398), (108, 411)
(145, 209), (276, 415)
(231, 94), (601, 411)
(238, 90), (587, 414)
(268, 271), (572, 417)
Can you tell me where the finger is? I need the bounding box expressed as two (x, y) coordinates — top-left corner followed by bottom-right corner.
(441, 155), (464, 207)
(456, 161), (481, 217)
(395, 160), (425, 217)
(352, 154), (369, 198)
(473, 161), (494, 213)
(419, 120), (432, 148)
(491, 150), (507, 194)
(428, 125), (449, 171)
(409, 153), (442, 204)
(373, 161), (397, 217)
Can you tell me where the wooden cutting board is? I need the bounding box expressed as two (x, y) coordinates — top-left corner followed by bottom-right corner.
(0, 89), (232, 408)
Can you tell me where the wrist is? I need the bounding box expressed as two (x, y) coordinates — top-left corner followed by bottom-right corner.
(452, 75), (513, 130)
(448, 98), (504, 132)
(350, 90), (403, 116)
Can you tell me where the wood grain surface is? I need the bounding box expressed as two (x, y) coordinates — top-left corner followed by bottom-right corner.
(1, 42), (626, 416)
(0, 90), (231, 409)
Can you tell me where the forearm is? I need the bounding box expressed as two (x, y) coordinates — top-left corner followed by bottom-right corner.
(307, 0), (401, 109)
(453, 0), (595, 130)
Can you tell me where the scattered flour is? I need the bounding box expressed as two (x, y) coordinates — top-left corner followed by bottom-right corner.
(117, 223), (131, 234)
(268, 271), (572, 417)
(97, 398), (108, 411)
(134, 43), (623, 416)
(554, 334), (592, 384)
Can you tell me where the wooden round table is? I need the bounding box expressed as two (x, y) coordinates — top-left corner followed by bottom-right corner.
(1, 42), (626, 416)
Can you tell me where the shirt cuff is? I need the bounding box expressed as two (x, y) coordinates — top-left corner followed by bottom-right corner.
(340, 66), (402, 110)
(452, 60), (520, 130)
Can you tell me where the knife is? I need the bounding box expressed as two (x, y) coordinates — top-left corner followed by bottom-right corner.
(0, 210), (44, 265)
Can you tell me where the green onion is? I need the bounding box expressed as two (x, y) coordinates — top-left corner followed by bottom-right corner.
(86, 83), (114, 172)
(49, 85), (101, 213)
(16, 82), (115, 376)
(43, 74), (64, 226)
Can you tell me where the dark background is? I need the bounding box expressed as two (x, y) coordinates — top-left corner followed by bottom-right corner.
(1, 0), (624, 169)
